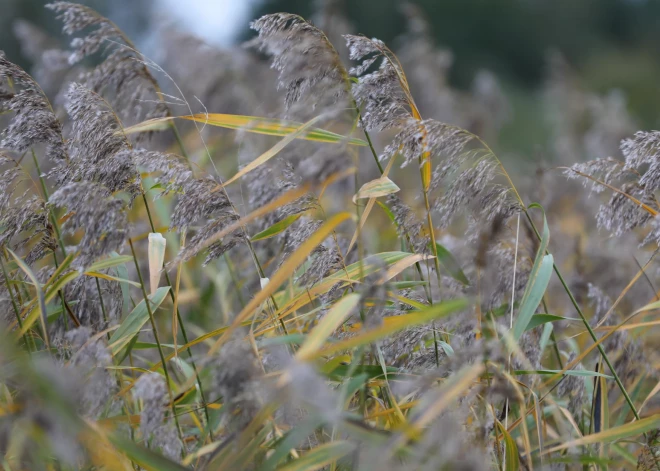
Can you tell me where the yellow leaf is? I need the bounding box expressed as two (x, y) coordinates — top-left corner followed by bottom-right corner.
(352, 176), (400, 203)
(543, 414), (660, 455)
(207, 212), (353, 355)
(121, 114), (367, 146)
(296, 293), (360, 361)
(222, 115), (324, 187)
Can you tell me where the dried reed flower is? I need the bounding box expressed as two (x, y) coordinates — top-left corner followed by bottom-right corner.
(0, 54), (66, 162)
(47, 2), (167, 123)
(132, 372), (182, 459)
(249, 13), (349, 115)
(49, 181), (128, 269)
(65, 327), (116, 418)
(345, 35), (410, 131)
(133, 372), (167, 439)
(387, 194), (428, 254)
(0, 156), (56, 265)
(65, 274), (123, 330)
(58, 83), (140, 197)
(210, 339), (262, 431)
(595, 182), (655, 237)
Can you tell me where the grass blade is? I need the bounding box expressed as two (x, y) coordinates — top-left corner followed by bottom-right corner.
(251, 214), (305, 242)
(222, 115), (324, 187)
(543, 414), (660, 454)
(315, 298), (467, 358)
(148, 233), (166, 295)
(122, 114), (367, 146)
(275, 441), (356, 471)
(497, 421), (520, 471)
(434, 241), (469, 286)
(8, 248), (49, 348)
(296, 293), (360, 361)
(352, 176), (400, 202)
(108, 286), (171, 355)
(208, 212), (353, 355)
(513, 254), (553, 340)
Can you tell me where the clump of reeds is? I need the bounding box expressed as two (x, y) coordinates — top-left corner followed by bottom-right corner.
(1, 3), (659, 471)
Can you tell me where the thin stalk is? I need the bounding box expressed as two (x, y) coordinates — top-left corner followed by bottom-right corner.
(32, 149), (73, 331)
(140, 193), (212, 435)
(96, 277), (109, 328)
(359, 120), (439, 366)
(524, 204), (640, 421)
(128, 239), (184, 444)
(360, 127), (432, 303)
(224, 253), (246, 308)
(456, 126), (642, 422)
(1, 254), (31, 352)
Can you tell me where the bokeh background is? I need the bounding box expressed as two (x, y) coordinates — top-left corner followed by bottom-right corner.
(3, 0), (660, 161)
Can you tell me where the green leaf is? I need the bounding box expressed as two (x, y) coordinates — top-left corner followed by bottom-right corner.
(515, 369), (613, 379)
(251, 213), (304, 242)
(525, 313), (578, 331)
(512, 253), (553, 341)
(87, 255), (135, 272)
(108, 286), (170, 355)
(512, 210), (552, 341)
(375, 200), (396, 223)
(110, 434), (189, 471)
(437, 340), (454, 356)
(43, 253), (76, 288)
(47, 300), (79, 323)
(276, 441), (356, 471)
(497, 421), (520, 471)
(325, 364), (402, 381)
(84, 271), (141, 288)
(8, 248), (48, 343)
(434, 241), (469, 286)
(261, 417), (323, 471)
(390, 280), (429, 289)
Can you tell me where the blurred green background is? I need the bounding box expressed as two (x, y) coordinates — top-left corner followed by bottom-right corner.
(3, 0), (660, 156)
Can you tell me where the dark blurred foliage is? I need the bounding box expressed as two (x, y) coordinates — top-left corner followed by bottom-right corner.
(4, 0), (660, 146)
(255, 0), (660, 87)
(0, 0), (152, 68)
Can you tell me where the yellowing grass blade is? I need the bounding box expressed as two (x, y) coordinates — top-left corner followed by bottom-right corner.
(222, 116), (323, 187)
(276, 441), (355, 471)
(148, 233), (167, 295)
(352, 176), (400, 203)
(122, 114), (367, 146)
(543, 414), (660, 455)
(84, 271), (141, 288)
(378, 253), (435, 284)
(44, 253), (75, 288)
(315, 298), (467, 358)
(497, 420), (521, 471)
(411, 363), (484, 430)
(208, 212), (353, 355)
(170, 185), (309, 265)
(8, 248), (49, 348)
(296, 293), (360, 361)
